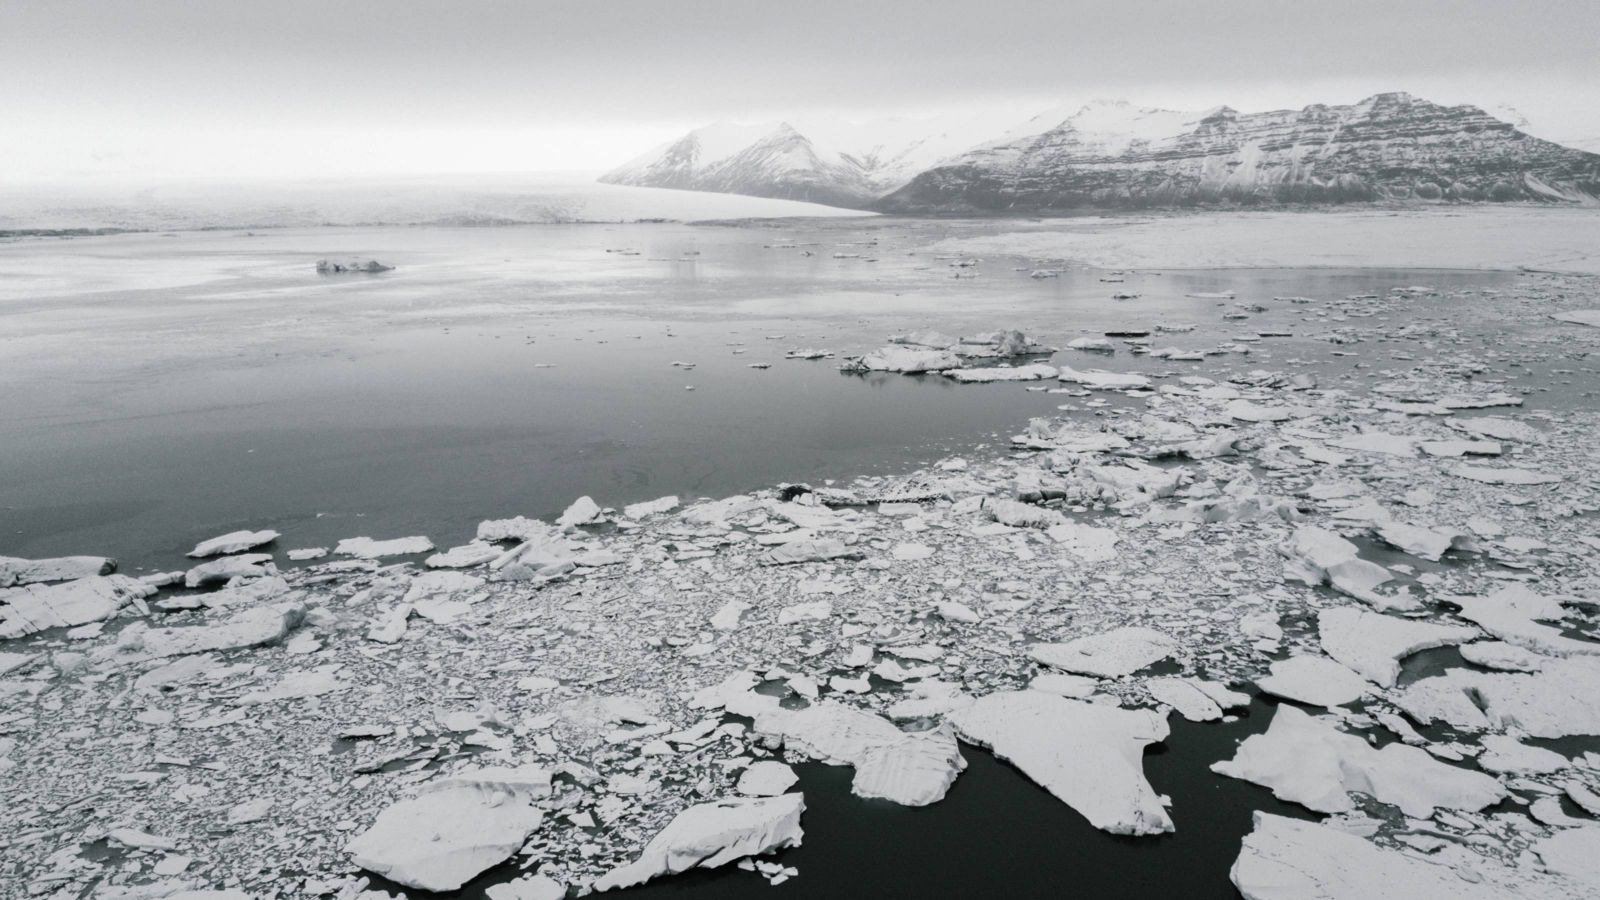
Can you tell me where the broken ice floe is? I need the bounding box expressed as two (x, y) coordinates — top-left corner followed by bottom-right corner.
(1213, 705), (1505, 816)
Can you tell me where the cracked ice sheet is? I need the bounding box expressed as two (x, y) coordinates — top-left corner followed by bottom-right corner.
(725, 693), (964, 807)
(1317, 606), (1478, 687)
(1212, 705), (1505, 817)
(1394, 657), (1600, 738)
(1232, 813), (1594, 900)
(1449, 585), (1600, 659)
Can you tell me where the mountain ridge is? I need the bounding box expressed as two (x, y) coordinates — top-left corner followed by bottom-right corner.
(600, 93), (1600, 213)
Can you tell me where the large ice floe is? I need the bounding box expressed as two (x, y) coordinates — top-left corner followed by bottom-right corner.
(949, 691), (1173, 835)
(1316, 606), (1478, 687)
(346, 766), (551, 891)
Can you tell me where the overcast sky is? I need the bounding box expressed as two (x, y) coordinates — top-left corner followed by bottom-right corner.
(3, 0), (1596, 182)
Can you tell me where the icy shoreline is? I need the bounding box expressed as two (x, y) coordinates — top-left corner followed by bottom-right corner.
(5, 274), (1600, 899)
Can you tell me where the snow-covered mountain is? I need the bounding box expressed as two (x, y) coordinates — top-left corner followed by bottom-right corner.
(599, 111), (1023, 207)
(603, 94), (1600, 212)
(880, 93), (1600, 212)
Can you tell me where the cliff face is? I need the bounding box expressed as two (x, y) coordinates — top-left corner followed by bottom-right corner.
(877, 93), (1600, 213)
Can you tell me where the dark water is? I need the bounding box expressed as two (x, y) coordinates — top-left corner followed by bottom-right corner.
(0, 222), (1522, 577)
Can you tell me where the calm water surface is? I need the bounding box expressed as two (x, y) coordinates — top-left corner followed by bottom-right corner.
(0, 221), (1521, 575)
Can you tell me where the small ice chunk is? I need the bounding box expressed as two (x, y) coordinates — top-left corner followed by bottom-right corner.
(737, 761), (799, 797)
(557, 496), (606, 527)
(1450, 465), (1559, 485)
(1450, 585), (1600, 658)
(335, 536), (434, 558)
(1147, 678), (1224, 721)
(187, 529), (280, 558)
(426, 542), (501, 569)
(623, 495), (679, 519)
(727, 694), (964, 806)
(183, 554), (272, 588)
(1044, 521), (1120, 562)
(1029, 672), (1100, 698)
(1231, 813), (1563, 900)
(777, 600), (833, 625)
(0, 555), (115, 587)
(0, 575), (155, 639)
(1477, 734), (1568, 774)
(1056, 367), (1152, 390)
(946, 364), (1058, 383)
(1280, 526), (1404, 610)
(1394, 658), (1600, 738)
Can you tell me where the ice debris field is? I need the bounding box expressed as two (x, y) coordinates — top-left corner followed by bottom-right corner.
(6, 269), (1600, 900)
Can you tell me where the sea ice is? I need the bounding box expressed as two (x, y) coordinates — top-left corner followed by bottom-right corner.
(1317, 607), (1478, 687)
(727, 693), (965, 806)
(346, 774), (547, 891)
(1030, 626), (1178, 678)
(1212, 705), (1504, 816)
(950, 691), (1173, 835)
(1254, 656), (1369, 708)
(0, 555), (115, 587)
(592, 794), (804, 892)
(335, 536), (435, 558)
(187, 529), (280, 558)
